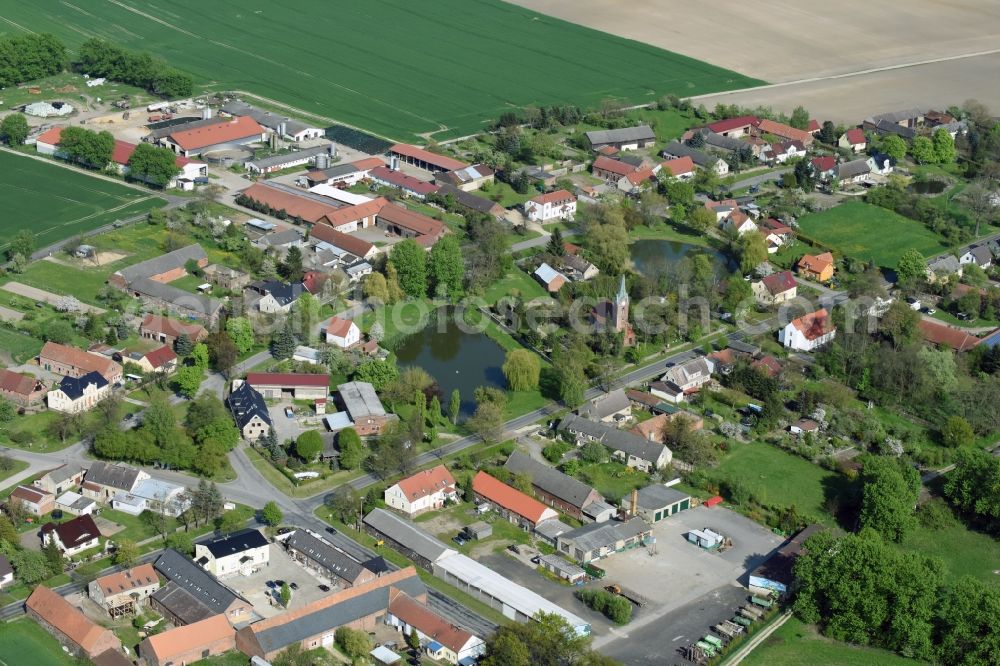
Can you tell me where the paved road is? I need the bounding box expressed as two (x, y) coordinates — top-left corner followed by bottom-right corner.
(726, 168), (791, 193)
(510, 229), (579, 253)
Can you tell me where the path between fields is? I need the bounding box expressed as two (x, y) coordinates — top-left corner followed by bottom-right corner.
(1, 282), (106, 314)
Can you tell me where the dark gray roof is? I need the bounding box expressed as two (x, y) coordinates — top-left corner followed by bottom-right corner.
(130, 278), (223, 318)
(253, 574), (425, 654)
(337, 381), (386, 418)
(151, 581), (217, 624)
(286, 530), (366, 581)
(256, 229), (304, 248)
(435, 183), (501, 215)
(251, 280), (305, 307)
(585, 126), (655, 146)
(228, 381), (272, 430)
(86, 461), (143, 492)
(866, 108), (925, 125)
(558, 517), (649, 553)
(834, 159), (871, 180)
(533, 519), (573, 542)
(635, 484), (690, 510)
(114, 244), (207, 285)
(43, 464), (83, 485)
(872, 119), (916, 139)
(200, 528), (268, 558)
(559, 414), (668, 466)
(504, 453), (599, 510)
(662, 141), (718, 168)
(701, 130), (744, 152)
(927, 254), (961, 273)
(154, 549), (247, 616)
(57, 371), (107, 400)
(248, 145), (332, 170)
(363, 508), (452, 562)
(221, 101), (314, 137)
(578, 389), (630, 421)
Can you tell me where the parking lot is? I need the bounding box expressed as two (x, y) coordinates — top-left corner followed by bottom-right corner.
(224, 546), (334, 619)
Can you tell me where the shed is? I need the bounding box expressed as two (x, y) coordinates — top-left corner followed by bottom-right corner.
(371, 645), (401, 665)
(634, 485), (691, 523)
(464, 522), (492, 541)
(538, 554), (586, 584)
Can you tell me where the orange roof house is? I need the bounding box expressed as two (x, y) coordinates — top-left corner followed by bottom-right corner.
(754, 118), (814, 146)
(389, 144), (468, 172)
(471, 471), (558, 528)
(140, 314), (207, 343)
(384, 465), (458, 516)
(797, 252), (835, 282)
(139, 613), (235, 666)
(26, 586), (122, 659)
(660, 156), (696, 178)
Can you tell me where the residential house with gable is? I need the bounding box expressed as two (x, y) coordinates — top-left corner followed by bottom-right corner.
(227, 381), (272, 441)
(752, 271), (798, 305)
(41, 514), (101, 556)
(797, 252), (835, 282)
(82, 461), (150, 502)
(558, 414), (672, 473)
(384, 465), (458, 517)
(524, 190), (577, 223)
(194, 529), (270, 579)
(88, 563), (160, 617)
(47, 371), (110, 413)
(33, 464), (85, 495)
(326, 317), (361, 349)
(839, 128), (867, 152)
(386, 592), (486, 665)
(0, 368), (45, 407)
(39, 342), (122, 384)
(780, 308), (837, 351)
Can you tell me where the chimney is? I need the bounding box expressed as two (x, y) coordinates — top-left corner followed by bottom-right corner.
(390, 155), (399, 171)
(630, 488), (638, 517)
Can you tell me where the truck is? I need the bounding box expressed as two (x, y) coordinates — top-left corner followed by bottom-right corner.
(731, 615), (752, 628)
(702, 635), (723, 650)
(740, 605), (764, 620)
(604, 583), (648, 607)
(694, 641), (716, 657)
(583, 562), (605, 579)
(751, 595), (774, 609)
(715, 621), (743, 639)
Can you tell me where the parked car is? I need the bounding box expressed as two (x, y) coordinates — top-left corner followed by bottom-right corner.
(289, 582), (299, 590)
(530, 555), (541, 564)
(452, 535), (467, 546)
(507, 544), (521, 555)
(318, 584), (331, 592)
(273, 579), (286, 588)
(957, 312), (972, 321)
(285, 407), (294, 418)
(325, 527), (337, 535)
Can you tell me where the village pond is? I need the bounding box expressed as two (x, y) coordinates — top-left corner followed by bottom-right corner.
(394, 309), (507, 419)
(630, 239), (733, 276)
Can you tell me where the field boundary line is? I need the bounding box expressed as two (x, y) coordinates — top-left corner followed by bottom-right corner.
(0, 146), (152, 194)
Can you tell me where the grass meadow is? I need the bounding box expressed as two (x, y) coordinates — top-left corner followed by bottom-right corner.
(796, 201), (950, 268)
(0, 619), (76, 666)
(0, 0), (761, 140)
(0, 152), (164, 252)
(742, 617), (916, 666)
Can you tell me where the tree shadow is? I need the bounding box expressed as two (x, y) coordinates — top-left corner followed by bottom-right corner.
(821, 472), (861, 531)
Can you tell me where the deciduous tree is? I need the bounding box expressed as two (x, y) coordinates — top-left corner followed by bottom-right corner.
(337, 429), (364, 470)
(502, 349), (541, 391)
(388, 239), (427, 298)
(295, 430), (324, 462)
(0, 113), (29, 146)
(858, 455), (921, 541)
(126, 142), (180, 187)
(429, 234), (464, 298)
(261, 501), (283, 526)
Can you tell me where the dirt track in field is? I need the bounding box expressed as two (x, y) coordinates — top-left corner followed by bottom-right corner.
(508, 0), (1000, 121)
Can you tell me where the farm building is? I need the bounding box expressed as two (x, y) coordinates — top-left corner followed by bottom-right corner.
(0, 368), (46, 407)
(389, 144), (467, 173)
(9, 484), (55, 516)
(309, 224), (379, 260)
(139, 614), (236, 666)
(337, 381), (395, 435)
(503, 453), (606, 521)
(749, 524), (824, 595)
(661, 141), (729, 175)
(471, 471), (559, 530)
(363, 508), (456, 570)
(435, 163), (494, 191)
(221, 100), (325, 142)
(194, 529), (270, 579)
(152, 548), (254, 626)
(578, 388), (631, 423)
(633, 485), (691, 523)
(315, 197), (387, 233)
(368, 166), (440, 199)
(88, 563), (160, 618)
(533, 263), (567, 293)
(556, 517), (652, 563)
(39, 341), (122, 384)
(434, 183), (505, 218)
(384, 465), (458, 517)
(82, 461), (149, 501)
(376, 204), (446, 247)
(246, 145), (336, 174)
(559, 414), (672, 472)
(537, 554), (586, 584)
(228, 381), (272, 441)
(246, 373), (329, 400)
(585, 126), (655, 151)
(55, 491), (96, 516)
(139, 314), (207, 345)
(239, 182), (341, 224)
(234, 568), (426, 661)
(284, 530), (376, 588)
(26, 586), (122, 661)
(385, 592), (486, 665)
(160, 116), (266, 157)
(33, 464), (85, 495)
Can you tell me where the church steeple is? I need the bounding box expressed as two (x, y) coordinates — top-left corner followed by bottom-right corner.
(614, 275), (628, 332)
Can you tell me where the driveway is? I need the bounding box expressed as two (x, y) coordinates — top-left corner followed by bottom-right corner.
(1, 282), (106, 314)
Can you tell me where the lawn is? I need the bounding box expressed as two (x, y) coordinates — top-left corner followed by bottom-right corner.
(576, 461), (649, 503)
(0, 151), (165, 252)
(710, 443), (849, 527)
(359, 300), (431, 346)
(627, 107), (697, 143)
(741, 617), (915, 666)
(898, 520), (1000, 583)
(473, 182), (533, 208)
(2, 0), (761, 141)
(0, 618), (77, 666)
(0, 327), (44, 364)
(795, 201), (950, 269)
(481, 268), (549, 305)
(0, 71), (153, 110)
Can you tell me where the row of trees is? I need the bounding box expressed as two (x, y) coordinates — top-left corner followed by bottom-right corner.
(385, 235), (464, 299)
(0, 33), (66, 87)
(74, 38), (193, 98)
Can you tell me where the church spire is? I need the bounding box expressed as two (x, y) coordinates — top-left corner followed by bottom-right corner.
(616, 275), (627, 304)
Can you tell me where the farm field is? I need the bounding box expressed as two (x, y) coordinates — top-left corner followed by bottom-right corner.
(0, 152), (165, 252)
(742, 617), (915, 666)
(0, 0), (761, 141)
(796, 201), (951, 269)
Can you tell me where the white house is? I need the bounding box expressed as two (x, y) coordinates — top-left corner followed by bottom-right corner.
(55, 491), (97, 516)
(752, 271), (797, 306)
(47, 372), (110, 414)
(193, 529), (270, 579)
(41, 514), (101, 557)
(779, 308), (836, 351)
(959, 245), (993, 269)
(0, 555), (13, 589)
(722, 212), (758, 236)
(524, 190), (577, 223)
(383, 465), (458, 517)
(325, 317), (361, 349)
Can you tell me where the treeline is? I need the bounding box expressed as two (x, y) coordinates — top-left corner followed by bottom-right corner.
(0, 33), (66, 87)
(75, 38), (193, 98)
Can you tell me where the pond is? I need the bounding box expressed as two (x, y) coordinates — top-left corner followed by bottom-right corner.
(394, 309), (507, 419)
(630, 239), (733, 276)
(910, 180), (948, 194)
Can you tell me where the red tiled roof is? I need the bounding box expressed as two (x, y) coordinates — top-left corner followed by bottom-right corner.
(707, 116), (759, 133)
(40, 342), (120, 380)
(807, 119), (821, 133)
(798, 252), (834, 275)
(142, 614), (233, 663)
(370, 166), (440, 196)
(140, 314), (206, 340)
(11, 484), (51, 504)
(472, 471), (554, 524)
(624, 167), (656, 186)
(811, 156), (836, 172)
(592, 155), (637, 177)
(389, 144), (467, 171)
(377, 204), (446, 239)
(302, 271), (327, 295)
(0, 369), (38, 397)
(845, 128), (866, 145)
(351, 157), (386, 171)
(326, 317), (357, 338)
(246, 373), (330, 388)
(168, 116), (264, 151)
(918, 319), (982, 352)
(755, 118), (813, 144)
(752, 355), (782, 377)
(111, 140), (195, 168)
(95, 563), (158, 597)
(529, 189), (576, 206)
(388, 593), (473, 653)
(597, 145), (619, 156)
(395, 465), (456, 501)
(319, 197), (389, 230)
(660, 156), (695, 177)
(762, 218), (793, 234)
(762, 270), (797, 296)
(310, 224), (376, 256)
(35, 126), (64, 146)
(241, 183), (339, 224)
(26, 586), (119, 656)
(790, 308), (835, 341)
(143, 345), (177, 370)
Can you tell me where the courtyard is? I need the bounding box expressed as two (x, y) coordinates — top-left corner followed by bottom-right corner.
(223, 545), (334, 619)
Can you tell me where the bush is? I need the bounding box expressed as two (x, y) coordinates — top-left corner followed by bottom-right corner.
(542, 441), (571, 463)
(576, 589), (632, 625)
